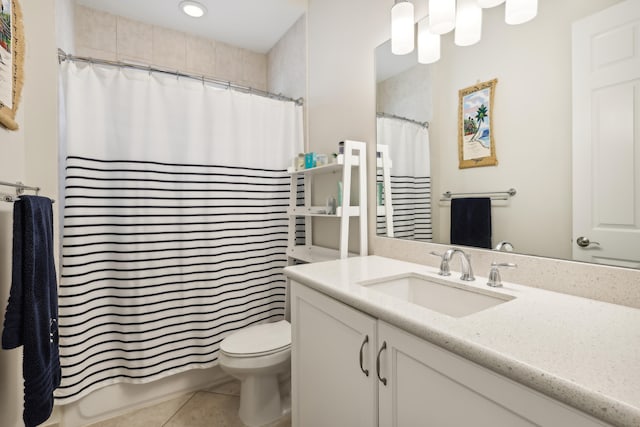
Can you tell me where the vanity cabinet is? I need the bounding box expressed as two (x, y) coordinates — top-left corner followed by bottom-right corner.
(291, 282), (609, 427)
(291, 282), (378, 427)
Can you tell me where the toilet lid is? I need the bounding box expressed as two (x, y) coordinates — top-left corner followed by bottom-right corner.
(220, 320), (291, 356)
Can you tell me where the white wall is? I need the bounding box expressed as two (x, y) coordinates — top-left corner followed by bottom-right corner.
(55, 0), (75, 54)
(306, 0), (640, 307)
(306, 0), (390, 251)
(268, 15), (306, 102)
(0, 0), (59, 426)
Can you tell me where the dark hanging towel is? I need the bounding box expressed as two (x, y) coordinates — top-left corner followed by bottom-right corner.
(2, 196), (61, 427)
(450, 197), (492, 249)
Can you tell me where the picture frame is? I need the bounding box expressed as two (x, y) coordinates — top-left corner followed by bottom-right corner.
(0, 0), (25, 131)
(458, 78), (497, 169)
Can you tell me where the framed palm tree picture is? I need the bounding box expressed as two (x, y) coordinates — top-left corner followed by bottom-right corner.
(458, 79), (497, 169)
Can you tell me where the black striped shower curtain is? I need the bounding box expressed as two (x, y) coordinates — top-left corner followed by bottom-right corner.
(376, 116), (432, 241)
(56, 62), (303, 402)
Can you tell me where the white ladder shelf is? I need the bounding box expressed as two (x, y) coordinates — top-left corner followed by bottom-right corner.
(287, 140), (368, 263)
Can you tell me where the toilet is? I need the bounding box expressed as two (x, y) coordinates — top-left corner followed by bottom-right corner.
(218, 320), (291, 427)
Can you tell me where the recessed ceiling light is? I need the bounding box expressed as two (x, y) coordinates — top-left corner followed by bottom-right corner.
(180, 1), (207, 18)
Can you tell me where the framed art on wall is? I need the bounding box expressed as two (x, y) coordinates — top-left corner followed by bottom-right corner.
(458, 78), (497, 169)
(0, 0), (24, 131)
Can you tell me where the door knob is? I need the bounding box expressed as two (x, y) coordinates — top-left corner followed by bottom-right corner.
(576, 236), (600, 248)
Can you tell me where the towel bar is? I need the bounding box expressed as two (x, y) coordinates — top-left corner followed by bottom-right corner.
(440, 188), (516, 202)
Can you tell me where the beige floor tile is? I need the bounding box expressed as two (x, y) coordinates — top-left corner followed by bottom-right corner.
(86, 386), (291, 427)
(207, 380), (241, 396)
(264, 413), (291, 427)
(164, 391), (243, 427)
(86, 393), (193, 427)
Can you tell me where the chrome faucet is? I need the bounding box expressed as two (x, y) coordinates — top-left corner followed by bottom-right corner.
(487, 262), (517, 287)
(494, 241), (514, 252)
(431, 248), (475, 281)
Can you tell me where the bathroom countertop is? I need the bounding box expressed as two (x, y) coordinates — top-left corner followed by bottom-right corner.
(283, 255), (640, 427)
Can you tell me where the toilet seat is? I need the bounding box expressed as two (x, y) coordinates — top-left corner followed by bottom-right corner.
(220, 320), (291, 358)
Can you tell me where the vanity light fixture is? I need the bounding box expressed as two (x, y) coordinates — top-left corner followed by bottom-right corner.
(391, 0), (415, 55)
(428, 0), (456, 34)
(390, 0), (537, 60)
(417, 17), (440, 64)
(505, 0), (538, 25)
(455, 0), (483, 46)
(477, 0), (506, 8)
(180, 1), (207, 18)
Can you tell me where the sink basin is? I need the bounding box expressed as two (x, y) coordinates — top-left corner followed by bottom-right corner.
(359, 273), (514, 318)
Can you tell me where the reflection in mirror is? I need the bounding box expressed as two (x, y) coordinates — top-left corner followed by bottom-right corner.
(375, 0), (640, 269)
(375, 39), (433, 242)
(376, 113), (431, 241)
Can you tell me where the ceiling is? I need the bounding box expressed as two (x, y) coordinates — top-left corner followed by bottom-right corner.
(76, 0), (307, 54)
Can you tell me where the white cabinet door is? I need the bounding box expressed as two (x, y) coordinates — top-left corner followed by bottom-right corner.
(291, 283), (378, 427)
(377, 321), (607, 427)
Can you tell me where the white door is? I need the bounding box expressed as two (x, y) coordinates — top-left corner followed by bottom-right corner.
(290, 283), (378, 427)
(572, 0), (640, 268)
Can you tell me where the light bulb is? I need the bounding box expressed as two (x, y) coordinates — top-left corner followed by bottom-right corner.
(180, 1), (207, 18)
(505, 0), (537, 25)
(418, 19), (440, 64)
(428, 0), (456, 34)
(477, 0), (505, 8)
(391, 1), (415, 55)
(455, 0), (483, 47)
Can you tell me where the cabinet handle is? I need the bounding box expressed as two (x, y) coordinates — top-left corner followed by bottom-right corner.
(359, 335), (369, 377)
(376, 341), (387, 386)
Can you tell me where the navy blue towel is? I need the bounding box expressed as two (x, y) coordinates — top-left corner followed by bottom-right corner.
(450, 197), (492, 249)
(2, 196), (61, 427)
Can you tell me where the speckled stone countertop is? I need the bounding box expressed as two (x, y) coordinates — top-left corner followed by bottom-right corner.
(284, 256), (640, 427)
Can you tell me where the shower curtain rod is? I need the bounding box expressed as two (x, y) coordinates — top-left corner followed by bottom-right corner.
(57, 49), (304, 106)
(377, 112), (429, 129)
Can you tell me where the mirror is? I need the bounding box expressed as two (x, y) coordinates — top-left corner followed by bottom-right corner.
(375, 0), (636, 268)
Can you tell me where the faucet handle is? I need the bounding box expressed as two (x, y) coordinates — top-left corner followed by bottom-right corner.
(487, 262), (517, 288)
(429, 251), (450, 276)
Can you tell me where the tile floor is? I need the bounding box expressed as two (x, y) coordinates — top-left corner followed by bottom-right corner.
(87, 381), (291, 427)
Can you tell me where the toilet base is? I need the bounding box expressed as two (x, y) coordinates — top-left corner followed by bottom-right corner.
(238, 375), (283, 427)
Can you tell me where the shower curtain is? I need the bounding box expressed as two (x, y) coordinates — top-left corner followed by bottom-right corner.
(376, 116), (432, 241)
(56, 62), (303, 403)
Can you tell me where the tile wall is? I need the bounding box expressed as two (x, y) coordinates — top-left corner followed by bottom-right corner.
(74, 5), (268, 91)
(268, 15), (306, 102)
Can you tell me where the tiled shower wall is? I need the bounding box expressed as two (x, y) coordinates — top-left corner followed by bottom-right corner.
(74, 5), (268, 91)
(268, 15), (306, 101)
